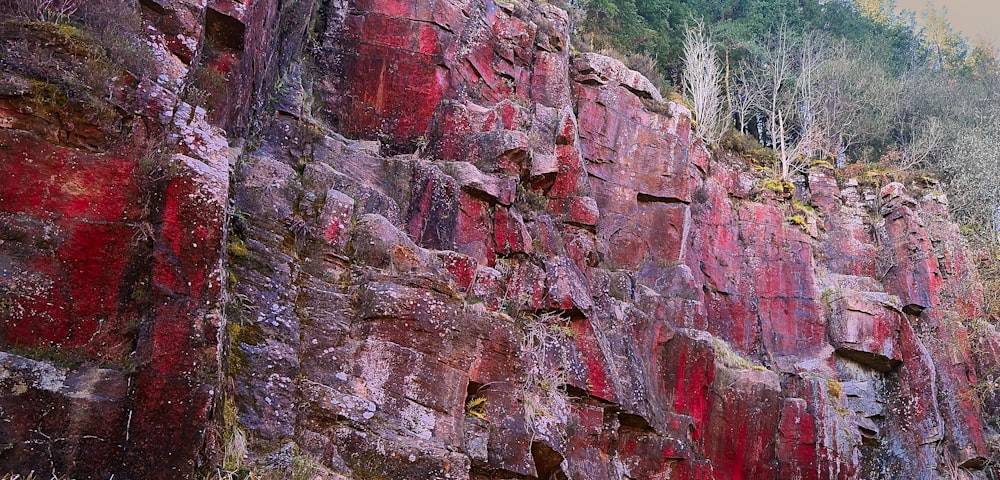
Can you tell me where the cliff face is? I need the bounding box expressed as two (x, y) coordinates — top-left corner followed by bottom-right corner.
(1, 0), (999, 479)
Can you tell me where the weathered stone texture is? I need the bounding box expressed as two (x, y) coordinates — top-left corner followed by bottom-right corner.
(2, 0), (1000, 479)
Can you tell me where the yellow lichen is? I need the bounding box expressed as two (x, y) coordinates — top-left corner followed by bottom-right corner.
(787, 215), (808, 227)
(227, 237), (249, 258)
(826, 379), (843, 399)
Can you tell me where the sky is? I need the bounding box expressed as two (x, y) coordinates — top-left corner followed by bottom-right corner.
(894, 0), (1000, 46)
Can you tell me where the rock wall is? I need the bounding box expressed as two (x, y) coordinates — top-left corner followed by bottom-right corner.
(0, 0), (267, 477)
(1, 0), (999, 479)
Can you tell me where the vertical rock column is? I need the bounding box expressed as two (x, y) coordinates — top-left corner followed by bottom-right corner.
(126, 103), (232, 479)
(878, 182), (989, 469)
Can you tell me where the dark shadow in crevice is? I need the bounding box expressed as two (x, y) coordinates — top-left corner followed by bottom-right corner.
(206, 8), (246, 51)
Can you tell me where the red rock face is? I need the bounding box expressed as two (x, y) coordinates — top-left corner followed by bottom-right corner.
(1, 4), (240, 478)
(0, 121), (145, 475)
(126, 151), (229, 478)
(3, 0), (1000, 479)
(0, 131), (143, 360)
(825, 290), (904, 371)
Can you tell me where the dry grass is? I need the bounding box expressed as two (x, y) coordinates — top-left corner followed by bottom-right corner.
(518, 312), (574, 443)
(0, 0), (82, 22)
(975, 246), (1000, 319)
(711, 336), (767, 371)
(1, 473), (71, 480)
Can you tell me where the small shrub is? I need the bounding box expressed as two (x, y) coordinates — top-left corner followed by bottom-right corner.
(0, 1), (154, 144)
(1, 0), (153, 79)
(720, 128), (761, 153)
(758, 177), (795, 196)
(465, 396), (487, 420)
(838, 162), (907, 188)
(0, 0), (82, 23)
(186, 65), (230, 111)
(517, 183), (548, 211)
(289, 455), (332, 480)
(74, 0), (153, 78)
(720, 128), (778, 166)
(787, 215), (808, 228)
(977, 247), (1000, 318)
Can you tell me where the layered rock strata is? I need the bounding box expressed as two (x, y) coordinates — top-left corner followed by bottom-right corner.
(1, 0), (999, 479)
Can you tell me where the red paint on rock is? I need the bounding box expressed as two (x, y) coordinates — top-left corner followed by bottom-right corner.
(1, 132), (143, 362)
(570, 320), (615, 402)
(335, 44), (447, 142)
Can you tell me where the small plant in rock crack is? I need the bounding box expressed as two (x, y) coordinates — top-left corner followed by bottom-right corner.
(287, 217), (314, 245)
(516, 183), (549, 211)
(518, 312), (574, 443)
(414, 135), (429, 157)
(465, 395), (487, 420)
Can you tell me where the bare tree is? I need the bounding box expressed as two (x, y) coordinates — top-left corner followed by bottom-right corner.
(730, 61), (763, 135)
(805, 39), (899, 164)
(758, 20), (799, 179)
(791, 32), (826, 162)
(939, 124), (1000, 240)
(900, 116), (944, 169)
(683, 20), (726, 144)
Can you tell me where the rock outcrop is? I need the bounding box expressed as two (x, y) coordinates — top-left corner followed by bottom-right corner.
(1, 0), (999, 479)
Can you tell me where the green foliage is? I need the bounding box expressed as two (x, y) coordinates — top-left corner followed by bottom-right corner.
(578, 0), (1000, 248)
(579, 0), (921, 83)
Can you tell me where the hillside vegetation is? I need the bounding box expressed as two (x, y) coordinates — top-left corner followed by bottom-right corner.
(577, 0), (1000, 310)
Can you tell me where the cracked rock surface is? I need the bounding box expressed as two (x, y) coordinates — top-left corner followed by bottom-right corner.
(1, 0), (999, 479)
